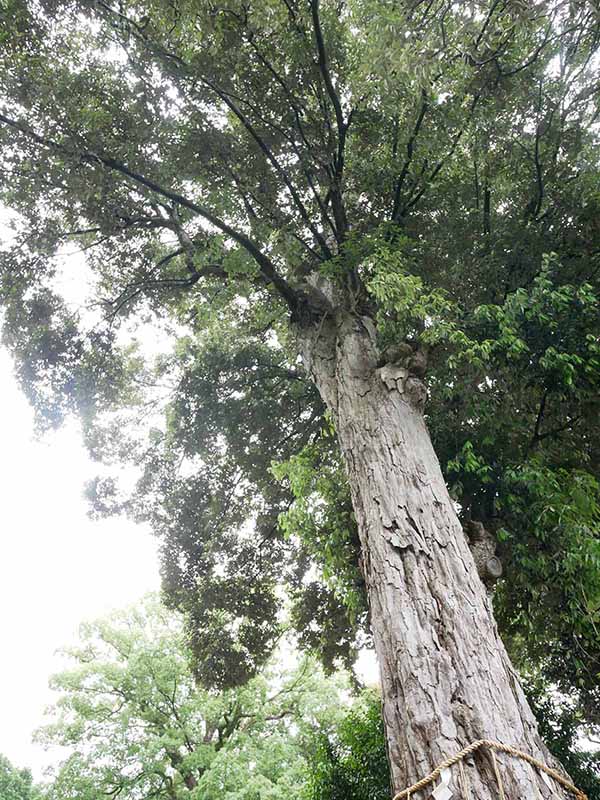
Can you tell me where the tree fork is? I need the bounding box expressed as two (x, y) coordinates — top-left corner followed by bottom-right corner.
(296, 303), (559, 798)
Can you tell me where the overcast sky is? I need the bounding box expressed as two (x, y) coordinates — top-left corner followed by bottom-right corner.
(0, 347), (160, 777)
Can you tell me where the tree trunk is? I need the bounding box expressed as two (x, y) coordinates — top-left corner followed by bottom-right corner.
(297, 305), (559, 799)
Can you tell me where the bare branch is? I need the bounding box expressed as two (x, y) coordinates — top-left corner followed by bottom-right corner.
(197, 75), (333, 258)
(400, 93), (482, 217)
(310, 0), (344, 144)
(309, 0), (349, 239)
(391, 90), (429, 223)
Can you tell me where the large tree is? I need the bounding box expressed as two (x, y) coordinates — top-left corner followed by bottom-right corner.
(1, 0), (599, 796)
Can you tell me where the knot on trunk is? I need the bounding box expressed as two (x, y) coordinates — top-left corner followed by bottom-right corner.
(405, 376), (427, 409)
(378, 365), (427, 410)
(463, 520), (503, 589)
(295, 274), (345, 316)
(291, 288), (333, 327)
(291, 275), (343, 329)
(377, 341), (428, 410)
(379, 341), (428, 376)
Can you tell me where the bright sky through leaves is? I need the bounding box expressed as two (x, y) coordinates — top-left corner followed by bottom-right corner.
(0, 348), (160, 778)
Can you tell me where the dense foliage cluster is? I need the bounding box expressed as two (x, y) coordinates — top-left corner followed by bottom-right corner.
(0, 755), (39, 800)
(524, 679), (600, 800)
(302, 692), (390, 800)
(36, 598), (349, 800)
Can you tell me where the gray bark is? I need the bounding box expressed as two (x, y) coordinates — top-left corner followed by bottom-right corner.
(297, 305), (559, 799)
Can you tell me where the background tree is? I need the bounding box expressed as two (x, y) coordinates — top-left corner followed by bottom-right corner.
(1, 0), (599, 795)
(0, 755), (40, 800)
(302, 690), (390, 800)
(36, 597), (347, 800)
(523, 678), (600, 800)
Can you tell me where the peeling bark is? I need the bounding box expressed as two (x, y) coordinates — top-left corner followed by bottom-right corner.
(297, 306), (559, 799)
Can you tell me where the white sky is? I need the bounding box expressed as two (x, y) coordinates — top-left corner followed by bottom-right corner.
(0, 347), (160, 778)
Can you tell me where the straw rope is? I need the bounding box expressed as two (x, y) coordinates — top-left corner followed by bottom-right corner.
(489, 749), (506, 800)
(392, 739), (588, 800)
(458, 759), (471, 799)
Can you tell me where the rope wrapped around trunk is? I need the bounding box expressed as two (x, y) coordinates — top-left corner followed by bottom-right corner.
(392, 739), (588, 800)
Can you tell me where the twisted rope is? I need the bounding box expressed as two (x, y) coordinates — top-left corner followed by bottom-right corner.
(392, 739), (589, 800)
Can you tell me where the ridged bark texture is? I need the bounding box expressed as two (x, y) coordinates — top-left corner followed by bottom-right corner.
(298, 309), (560, 800)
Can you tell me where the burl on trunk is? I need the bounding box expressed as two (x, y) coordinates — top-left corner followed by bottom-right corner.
(297, 301), (557, 800)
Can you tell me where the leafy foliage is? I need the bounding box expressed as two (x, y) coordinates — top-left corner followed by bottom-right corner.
(524, 679), (600, 800)
(302, 691), (390, 800)
(37, 597), (348, 800)
(0, 756), (39, 800)
(272, 427), (369, 672)
(420, 259), (600, 708)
